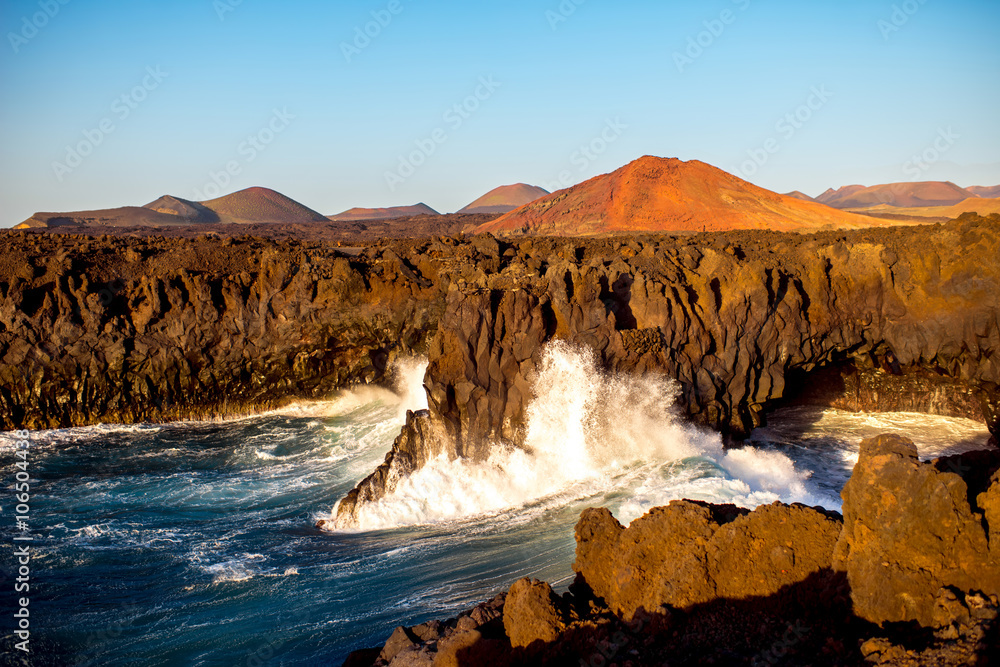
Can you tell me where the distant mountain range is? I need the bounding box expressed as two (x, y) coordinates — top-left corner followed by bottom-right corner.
(478, 156), (883, 236)
(14, 168), (999, 232)
(813, 182), (973, 209)
(327, 185), (550, 220)
(18, 187), (328, 228)
(846, 197), (1000, 221)
(965, 185), (1000, 199)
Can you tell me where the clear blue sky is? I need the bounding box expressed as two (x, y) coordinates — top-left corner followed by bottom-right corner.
(1, 0), (998, 225)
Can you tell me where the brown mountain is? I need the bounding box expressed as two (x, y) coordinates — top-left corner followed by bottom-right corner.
(144, 195), (219, 223)
(16, 187), (328, 228)
(784, 190), (815, 202)
(816, 181), (971, 209)
(199, 187), (328, 224)
(17, 207), (202, 229)
(477, 156), (884, 236)
(328, 203), (439, 221)
(815, 185), (866, 206)
(967, 185), (1000, 199)
(458, 184), (549, 214)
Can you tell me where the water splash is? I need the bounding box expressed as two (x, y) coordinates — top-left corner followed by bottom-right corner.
(332, 341), (827, 531)
(391, 356), (430, 424)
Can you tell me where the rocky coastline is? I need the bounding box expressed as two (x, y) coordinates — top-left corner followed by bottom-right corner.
(332, 214), (1000, 526)
(346, 435), (1000, 666)
(2, 216), (998, 488)
(2, 216), (999, 665)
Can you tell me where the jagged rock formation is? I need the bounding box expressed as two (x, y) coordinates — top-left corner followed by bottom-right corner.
(336, 214), (1000, 524)
(502, 578), (572, 648)
(348, 433), (1000, 666)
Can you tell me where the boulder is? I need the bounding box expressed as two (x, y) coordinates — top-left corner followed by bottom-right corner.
(574, 500), (842, 619)
(832, 434), (1000, 627)
(502, 578), (569, 648)
(379, 626), (418, 664)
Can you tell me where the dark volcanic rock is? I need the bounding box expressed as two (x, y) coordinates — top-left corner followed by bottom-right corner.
(320, 409), (448, 529)
(3, 218), (1000, 519)
(832, 434), (1000, 628)
(336, 216), (1000, 522)
(0, 233), (450, 429)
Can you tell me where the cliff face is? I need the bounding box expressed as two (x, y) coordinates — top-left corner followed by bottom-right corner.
(0, 233), (452, 429)
(2, 217), (999, 518)
(335, 215), (1000, 524)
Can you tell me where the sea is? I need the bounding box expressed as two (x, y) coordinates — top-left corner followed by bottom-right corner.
(0, 343), (992, 666)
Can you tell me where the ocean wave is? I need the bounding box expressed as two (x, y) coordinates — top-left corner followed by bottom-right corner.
(326, 342), (825, 532)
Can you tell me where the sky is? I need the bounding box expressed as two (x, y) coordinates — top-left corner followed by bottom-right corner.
(1, 0), (999, 226)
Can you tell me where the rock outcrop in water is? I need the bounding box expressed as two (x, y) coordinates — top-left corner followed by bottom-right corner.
(348, 433), (1000, 666)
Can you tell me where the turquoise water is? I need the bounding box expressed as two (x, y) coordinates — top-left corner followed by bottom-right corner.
(1, 359), (991, 666)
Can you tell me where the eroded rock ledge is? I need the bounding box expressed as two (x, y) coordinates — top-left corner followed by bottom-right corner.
(347, 434), (1000, 666)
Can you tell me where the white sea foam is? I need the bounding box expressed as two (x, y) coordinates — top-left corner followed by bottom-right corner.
(751, 405), (992, 460)
(392, 356), (430, 424)
(331, 342), (828, 532)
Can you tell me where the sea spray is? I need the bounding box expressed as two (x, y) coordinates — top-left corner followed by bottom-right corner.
(391, 356), (430, 424)
(331, 341), (829, 531)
